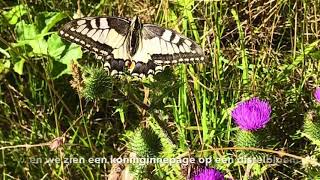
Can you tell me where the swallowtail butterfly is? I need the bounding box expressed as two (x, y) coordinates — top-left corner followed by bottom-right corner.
(59, 16), (206, 77)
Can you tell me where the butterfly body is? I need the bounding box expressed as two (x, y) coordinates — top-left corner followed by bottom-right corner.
(59, 16), (206, 77)
(128, 16), (142, 56)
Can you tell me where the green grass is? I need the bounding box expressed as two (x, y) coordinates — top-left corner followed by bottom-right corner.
(0, 0), (320, 179)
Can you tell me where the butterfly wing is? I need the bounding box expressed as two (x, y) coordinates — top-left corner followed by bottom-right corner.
(130, 24), (206, 76)
(58, 16), (130, 75)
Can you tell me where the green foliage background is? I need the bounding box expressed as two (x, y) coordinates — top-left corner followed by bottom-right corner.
(0, 0), (320, 179)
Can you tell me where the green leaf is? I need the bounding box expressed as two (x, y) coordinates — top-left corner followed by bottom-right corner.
(60, 44), (82, 66)
(15, 20), (48, 54)
(0, 47), (10, 58)
(286, 40), (320, 70)
(51, 43), (82, 78)
(310, 50), (320, 59)
(0, 60), (11, 74)
(13, 39), (48, 55)
(50, 60), (67, 78)
(252, 164), (268, 176)
(29, 39), (48, 54)
(115, 105), (126, 124)
(294, 40), (320, 66)
(41, 12), (67, 34)
(15, 20), (37, 40)
(13, 58), (25, 75)
(47, 34), (65, 59)
(2, 4), (29, 25)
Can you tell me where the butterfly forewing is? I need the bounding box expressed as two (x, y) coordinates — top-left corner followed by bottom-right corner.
(143, 25), (205, 62)
(59, 17), (131, 74)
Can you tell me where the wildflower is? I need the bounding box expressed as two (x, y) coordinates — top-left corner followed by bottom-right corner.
(192, 167), (224, 180)
(231, 97), (271, 131)
(314, 87), (320, 103)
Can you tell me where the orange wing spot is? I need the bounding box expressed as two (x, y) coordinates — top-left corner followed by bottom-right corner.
(126, 60), (135, 71)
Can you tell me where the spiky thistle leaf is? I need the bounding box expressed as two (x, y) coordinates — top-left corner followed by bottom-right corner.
(81, 67), (113, 100)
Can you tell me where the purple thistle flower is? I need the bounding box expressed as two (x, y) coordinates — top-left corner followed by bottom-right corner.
(314, 87), (320, 103)
(192, 167), (224, 180)
(231, 97), (272, 131)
